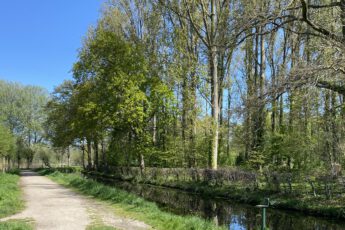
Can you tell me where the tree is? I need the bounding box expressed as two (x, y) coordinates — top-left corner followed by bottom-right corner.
(0, 80), (48, 168)
(0, 121), (15, 171)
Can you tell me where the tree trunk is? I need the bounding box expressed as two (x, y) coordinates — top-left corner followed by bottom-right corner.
(67, 146), (70, 167)
(87, 138), (92, 169)
(227, 84), (232, 159)
(251, 28), (265, 151)
(139, 153), (145, 175)
(153, 114), (157, 146)
(209, 0), (219, 169)
(218, 57), (224, 164)
(244, 36), (253, 160)
(182, 72), (188, 166)
(289, 31), (299, 132)
(189, 69), (197, 168)
(210, 46), (219, 169)
(7, 157), (11, 171)
(251, 29), (259, 151)
(94, 139), (99, 169)
(278, 31), (288, 131)
(81, 141), (85, 169)
(331, 92), (339, 163)
(257, 29), (266, 148)
(101, 139), (106, 167)
(2, 158), (5, 173)
(324, 91), (333, 166)
(270, 34), (277, 133)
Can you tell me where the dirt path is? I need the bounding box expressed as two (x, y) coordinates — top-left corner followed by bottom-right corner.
(1, 170), (150, 230)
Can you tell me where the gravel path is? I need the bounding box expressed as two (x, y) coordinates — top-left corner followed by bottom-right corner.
(1, 170), (150, 230)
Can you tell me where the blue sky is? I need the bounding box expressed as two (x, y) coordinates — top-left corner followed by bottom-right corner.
(0, 0), (105, 92)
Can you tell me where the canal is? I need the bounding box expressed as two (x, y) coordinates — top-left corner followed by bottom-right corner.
(87, 175), (345, 230)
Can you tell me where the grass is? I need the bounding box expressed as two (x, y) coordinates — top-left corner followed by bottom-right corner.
(0, 219), (33, 230)
(39, 169), (225, 230)
(86, 224), (118, 230)
(0, 173), (24, 218)
(0, 172), (33, 229)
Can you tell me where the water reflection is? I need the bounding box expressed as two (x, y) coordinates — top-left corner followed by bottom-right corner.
(90, 176), (345, 230)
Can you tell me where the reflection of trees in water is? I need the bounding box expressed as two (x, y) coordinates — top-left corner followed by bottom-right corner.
(216, 203), (231, 225)
(269, 212), (293, 230)
(118, 181), (260, 227)
(267, 211), (345, 230)
(204, 201), (218, 225)
(94, 176), (345, 230)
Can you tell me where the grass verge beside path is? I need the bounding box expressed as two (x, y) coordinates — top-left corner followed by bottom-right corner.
(0, 219), (33, 230)
(0, 173), (34, 230)
(39, 169), (225, 230)
(0, 173), (24, 218)
(87, 224), (118, 230)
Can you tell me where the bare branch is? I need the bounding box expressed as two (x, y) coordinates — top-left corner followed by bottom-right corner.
(287, 1), (341, 10)
(299, 0), (344, 44)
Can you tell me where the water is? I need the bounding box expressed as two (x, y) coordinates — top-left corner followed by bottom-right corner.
(89, 175), (345, 230)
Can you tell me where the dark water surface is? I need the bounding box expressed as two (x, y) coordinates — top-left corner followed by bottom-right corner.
(89, 176), (345, 230)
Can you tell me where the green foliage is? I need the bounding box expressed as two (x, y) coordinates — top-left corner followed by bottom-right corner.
(0, 80), (48, 168)
(45, 80), (76, 149)
(42, 0), (345, 173)
(16, 139), (35, 168)
(6, 168), (20, 175)
(45, 22), (176, 168)
(248, 150), (266, 170)
(0, 80), (48, 144)
(261, 131), (320, 173)
(33, 145), (54, 168)
(0, 122), (15, 159)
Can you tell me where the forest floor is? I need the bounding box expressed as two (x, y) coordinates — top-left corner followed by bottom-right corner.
(0, 170), (151, 230)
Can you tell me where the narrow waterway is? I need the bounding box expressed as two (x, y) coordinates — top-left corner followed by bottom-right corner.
(87, 175), (345, 230)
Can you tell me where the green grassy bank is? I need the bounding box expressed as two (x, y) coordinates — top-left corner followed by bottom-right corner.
(0, 219), (33, 230)
(38, 169), (225, 230)
(0, 173), (33, 230)
(0, 173), (24, 218)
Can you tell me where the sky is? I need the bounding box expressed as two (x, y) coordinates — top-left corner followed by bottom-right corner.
(0, 0), (105, 92)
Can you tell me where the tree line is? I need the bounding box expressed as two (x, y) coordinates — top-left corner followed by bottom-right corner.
(46, 0), (345, 174)
(0, 80), (48, 170)
(1, 0), (345, 176)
